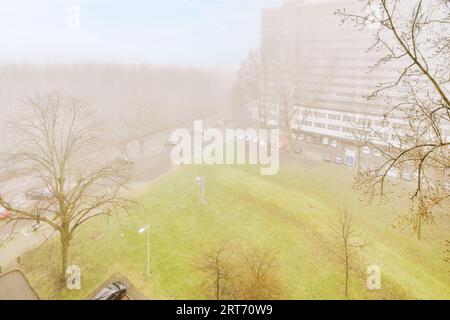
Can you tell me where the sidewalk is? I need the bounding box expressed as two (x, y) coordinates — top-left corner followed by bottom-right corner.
(0, 225), (54, 272)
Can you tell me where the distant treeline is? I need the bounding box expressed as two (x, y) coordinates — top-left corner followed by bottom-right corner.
(0, 64), (234, 127)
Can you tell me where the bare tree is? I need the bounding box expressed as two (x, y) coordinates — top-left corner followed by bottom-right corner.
(237, 48), (320, 152)
(0, 93), (133, 284)
(406, 193), (435, 240)
(337, 0), (450, 237)
(332, 210), (368, 298)
(271, 54), (304, 150)
(122, 98), (161, 166)
(348, 110), (373, 175)
(444, 239), (450, 264)
(239, 247), (284, 300)
(270, 52), (328, 152)
(196, 241), (236, 300)
(236, 49), (272, 129)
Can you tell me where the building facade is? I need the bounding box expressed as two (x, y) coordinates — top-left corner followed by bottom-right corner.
(254, 0), (450, 145)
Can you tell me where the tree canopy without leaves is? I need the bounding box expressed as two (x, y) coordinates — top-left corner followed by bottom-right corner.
(337, 0), (450, 238)
(236, 48), (321, 149)
(196, 241), (284, 300)
(0, 93), (134, 283)
(332, 210), (368, 298)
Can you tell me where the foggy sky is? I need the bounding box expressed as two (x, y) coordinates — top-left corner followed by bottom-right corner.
(0, 0), (282, 70)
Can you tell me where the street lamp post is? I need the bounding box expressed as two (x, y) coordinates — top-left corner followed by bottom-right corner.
(195, 176), (206, 205)
(138, 225), (150, 277)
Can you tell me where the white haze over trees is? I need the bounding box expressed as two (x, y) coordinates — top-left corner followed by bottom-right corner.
(0, 64), (234, 139)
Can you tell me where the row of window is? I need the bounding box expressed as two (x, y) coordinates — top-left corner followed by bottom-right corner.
(309, 111), (343, 120)
(304, 122), (398, 140)
(303, 121), (346, 131)
(307, 112), (404, 129)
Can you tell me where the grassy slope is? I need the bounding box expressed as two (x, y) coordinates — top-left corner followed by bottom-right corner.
(21, 158), (450, 300)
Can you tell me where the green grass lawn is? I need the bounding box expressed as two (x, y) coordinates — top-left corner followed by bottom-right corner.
(20, 157), (450, 300)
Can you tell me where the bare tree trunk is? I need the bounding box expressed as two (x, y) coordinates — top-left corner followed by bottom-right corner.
(417, 214), (422, 240)
(139, 139), (145, 167)
(416, 195), (425, 240)
(216, 269), (220, 300)
(283, 109), (294, 156)
(60, 236), (70, 285)
(344, 257), (349, 298)
(357, 145), (362, 175)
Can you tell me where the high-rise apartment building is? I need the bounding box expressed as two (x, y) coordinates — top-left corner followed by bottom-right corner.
(256, 0), (450, 145)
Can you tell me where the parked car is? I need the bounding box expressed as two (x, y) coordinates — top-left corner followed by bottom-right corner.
(94, 282), (127, 300)
(279, 135), (289, 150)
(313, 136), (321, 145)
(22, 222), (42, 237)
(114, 155), (134, 166)
(387, 169), (399, 179)
(402, 172), (413, 182)
(0, 208), (11, 220)
(373, 149), (382, 157)
(165, 138), (179, 147)
(26, 188), (53, 201)
(305, 136), (312, 144)
(215, 120), (225, 127)
(335, 156), (343, 165)
(362, 146), (371, 155)
(322, 137), (329, 146)
(323, 154), (332, 163)
(443, 181), (450, 192)
(293, 144), (303, 155)
(330, 140), (338, 148)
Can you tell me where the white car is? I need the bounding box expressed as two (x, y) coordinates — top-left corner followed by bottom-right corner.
(26, 188), (53, 201)
(362, 146), (371, 155)
(443, 181), (450, 192)
(387, 169), (399, 179)
(165, 139), (179, 147)
(115, 155), (134, 166)
(330, 140), (338, 148)
(373, 149), (382, 157)
(322, 137), (329, 146)
(402, 172), (413, 182)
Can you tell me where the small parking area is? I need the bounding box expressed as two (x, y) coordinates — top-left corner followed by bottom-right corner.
(295, 134), (387, 169)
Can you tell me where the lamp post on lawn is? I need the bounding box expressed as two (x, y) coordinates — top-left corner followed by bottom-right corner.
(195, 176), (206, 206)
(138, 225), (150, 277)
